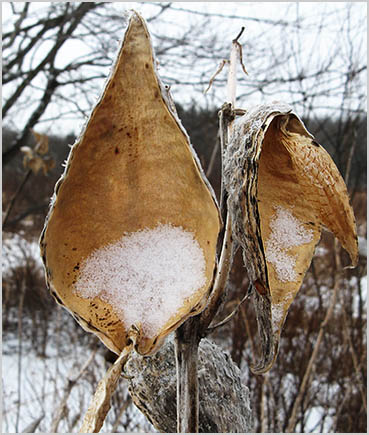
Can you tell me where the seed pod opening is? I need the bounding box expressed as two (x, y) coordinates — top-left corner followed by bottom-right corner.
(224, 102), (358, 373)
(40, 12), (220, 356)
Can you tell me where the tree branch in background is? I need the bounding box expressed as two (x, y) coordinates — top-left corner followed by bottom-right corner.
(2, 2), (102, 166)
(2, 169), (32, 228)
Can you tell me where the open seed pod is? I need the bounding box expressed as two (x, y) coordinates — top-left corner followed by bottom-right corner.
(40, 12), (220, 356)
(224, 102), (358, 374)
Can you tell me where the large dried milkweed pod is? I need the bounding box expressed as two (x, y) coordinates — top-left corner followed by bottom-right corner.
(40, 12), (220, 357)
(224, 102), (358, 373)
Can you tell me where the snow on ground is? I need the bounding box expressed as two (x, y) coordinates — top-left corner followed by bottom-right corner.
(2, 320), (152, 433)
(2, 232), (43, 275)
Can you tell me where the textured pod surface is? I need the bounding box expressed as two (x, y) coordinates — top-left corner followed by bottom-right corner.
(40, 12), (220, 356)
(126, 337), (254, 433)
(224, 102), (358, 373)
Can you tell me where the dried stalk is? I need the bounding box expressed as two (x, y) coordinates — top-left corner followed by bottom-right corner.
(15, 278), (26, 433)
(260, 374), (268, 433)
(174, 28), (245, 433)
(174, 318), (201, 433)
(239, 300), (258, 365)
(205, 133), (220, 179)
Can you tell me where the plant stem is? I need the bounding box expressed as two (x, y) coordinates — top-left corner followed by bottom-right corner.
(174, 318), (201, 433)
(174, 28), (245, 434)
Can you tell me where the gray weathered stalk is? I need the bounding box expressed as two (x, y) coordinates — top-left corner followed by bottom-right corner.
(174, 318), (201, 433)
(173, 105), (236, 433)
(127, 338), (254, 433)
(173, 30), (244, 432)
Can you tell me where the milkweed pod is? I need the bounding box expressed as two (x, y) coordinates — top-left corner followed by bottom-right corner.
(40, 12), (220, 356)
(224, 102), (358, 373)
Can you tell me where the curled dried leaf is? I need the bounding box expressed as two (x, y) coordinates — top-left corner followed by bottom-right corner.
(224, 102), (358, 373)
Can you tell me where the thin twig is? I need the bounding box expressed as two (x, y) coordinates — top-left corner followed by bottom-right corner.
(15, 279), (26, 433)
(205, 134), (220, 179)
(341, 306), (367, 412)
(233, 26), (245, 43)
(203, 59), (228, 94)
(260, 373), (268, 433)
(21, 414), (44, 433)
(239, 300), (257, 365)
(205, 284), (251, 333)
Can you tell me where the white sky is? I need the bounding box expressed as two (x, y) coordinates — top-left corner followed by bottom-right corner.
(2, 2), (367, 136)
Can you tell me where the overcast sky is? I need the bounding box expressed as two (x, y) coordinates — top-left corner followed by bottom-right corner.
(2, 2), (367, 136)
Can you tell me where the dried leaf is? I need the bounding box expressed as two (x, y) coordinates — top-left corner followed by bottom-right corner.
(224, 102), (358, 373)
(40, 12), (220, 357)
(31, 129), (49, 155)
(20, 132), (54, 174)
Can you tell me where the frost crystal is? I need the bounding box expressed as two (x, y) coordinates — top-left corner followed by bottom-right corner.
(265, 207), (313, 282)
(74, 224), (206, 337)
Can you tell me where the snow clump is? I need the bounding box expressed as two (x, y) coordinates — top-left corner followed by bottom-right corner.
(265, 207), (313, 282)
(74, 224), (206, 337)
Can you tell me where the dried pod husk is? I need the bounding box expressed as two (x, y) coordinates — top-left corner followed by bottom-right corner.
(224, 102), (358, 373)
(40, 12), (220, 356)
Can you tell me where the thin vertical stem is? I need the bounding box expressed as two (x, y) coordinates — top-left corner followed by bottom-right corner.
(175, 318), (200, 433)
(15, 279), (26, 433)
(227, 43), (238, 106)
(227, 27), (245, 108)
(174, 27), (246, 434)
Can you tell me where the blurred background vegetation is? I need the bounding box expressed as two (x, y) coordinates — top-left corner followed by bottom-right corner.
(2, 2), (366, 433)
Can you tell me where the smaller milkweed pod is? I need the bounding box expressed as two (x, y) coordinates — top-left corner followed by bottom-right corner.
(40, 12), (220, 357)
(224, 102), (358, 373)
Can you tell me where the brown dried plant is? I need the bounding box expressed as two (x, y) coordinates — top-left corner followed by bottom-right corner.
(224, 103), (358, 373)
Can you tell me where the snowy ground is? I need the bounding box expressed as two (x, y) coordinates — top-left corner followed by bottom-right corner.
(2, 232), (366, 433)
(2, 319), (153, 433)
